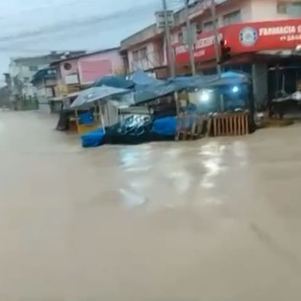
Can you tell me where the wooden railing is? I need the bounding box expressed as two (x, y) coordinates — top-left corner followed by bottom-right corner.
(208, 113), (250, 137)
(176, 112), (250, 140)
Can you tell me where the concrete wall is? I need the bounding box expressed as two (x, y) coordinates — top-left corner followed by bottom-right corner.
(171, 0), (301, 44)
(205, 0), (299, 26)
(250, 0), (301, 21)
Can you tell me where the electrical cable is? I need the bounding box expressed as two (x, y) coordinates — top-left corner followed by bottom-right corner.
(0, 1), (163, 47)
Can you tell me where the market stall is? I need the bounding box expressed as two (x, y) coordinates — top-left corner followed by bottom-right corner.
(70, 85), (130, 134)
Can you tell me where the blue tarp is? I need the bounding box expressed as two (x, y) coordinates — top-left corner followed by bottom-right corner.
(132, 72), (250, 105)
(151, 117), (177, 137)
(169, 72), (250, 90)
(79, 112), (94, 125)
(94, 75), (134, 89)
(133, 82), (178, 105)
(81, 128), (106, 148)
(131, 70), (163, 88)
(31, 67), (57, 85)
(71, 86), (129, 108)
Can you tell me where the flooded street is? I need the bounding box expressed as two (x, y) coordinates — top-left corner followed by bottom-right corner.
(0, 111), (301, 301)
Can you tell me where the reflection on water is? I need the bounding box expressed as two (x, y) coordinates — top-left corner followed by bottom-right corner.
(119, 188), (148, 208)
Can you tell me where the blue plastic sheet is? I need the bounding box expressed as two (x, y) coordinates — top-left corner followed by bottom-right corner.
(151, 117), (177, 137)
(81, 128), (105, 148)
(79, 112), (94, 125)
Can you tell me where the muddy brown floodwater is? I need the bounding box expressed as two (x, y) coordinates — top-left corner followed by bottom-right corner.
(0, 111), (301, 301)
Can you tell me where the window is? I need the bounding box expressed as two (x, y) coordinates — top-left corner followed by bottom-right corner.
(287, 1), (301, 15)
(196, 23), (203, 35)
(133, 50), (139, 61)
(178, 31), (184, 43)
(132, 48), (147, 61)
(277, 2), (287, 13)
(203, 19), (218, 32)
(223, 10), (241, 26)
(277, 1), (301, 15)
(139, 47), (147, 60)
(63, 62), (72, 71)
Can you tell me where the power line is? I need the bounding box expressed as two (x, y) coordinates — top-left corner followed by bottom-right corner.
(0, 1), (162, 45)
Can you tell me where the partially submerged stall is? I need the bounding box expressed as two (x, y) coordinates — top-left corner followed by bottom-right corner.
(130, 71), (252, 140)
(58, 71), (253, 147)
(173, 72), (253, 138)
(70, 85), (130, 134)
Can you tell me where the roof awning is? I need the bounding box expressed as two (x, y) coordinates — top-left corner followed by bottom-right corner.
(71, 85), (129, 109)
(63, 91), (81, 100)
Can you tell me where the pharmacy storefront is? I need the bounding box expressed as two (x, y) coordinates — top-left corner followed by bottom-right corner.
(175, 19), (301, 107)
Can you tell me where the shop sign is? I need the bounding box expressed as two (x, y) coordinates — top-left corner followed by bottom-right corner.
(175, 18), (301, 65)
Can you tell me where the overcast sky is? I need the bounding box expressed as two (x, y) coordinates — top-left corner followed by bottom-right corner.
(0, 0), (182, 85)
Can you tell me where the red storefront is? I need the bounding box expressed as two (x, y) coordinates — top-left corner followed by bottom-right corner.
(174, 19), (301, 107)
(175, 19), (301, 66)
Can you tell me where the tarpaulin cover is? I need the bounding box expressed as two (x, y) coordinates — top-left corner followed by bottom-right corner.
(132, 72), (250, 105)
(169, 71), (250, 90)
(151, 117), (177, 137)
(106, 115), (153, 144)
(94, 75), (134, 89)
(133, 82), (178, 105)
(71, 85), (129, 108)
(81, 128), (106, 148)
(131, 70), (163, 88)
(79, 112), (94, 125)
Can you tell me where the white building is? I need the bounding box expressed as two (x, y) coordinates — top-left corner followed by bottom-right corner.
(8, 51), (85, 102)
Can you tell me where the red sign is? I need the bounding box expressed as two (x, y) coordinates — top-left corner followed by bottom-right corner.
(175, 18), (301, 65)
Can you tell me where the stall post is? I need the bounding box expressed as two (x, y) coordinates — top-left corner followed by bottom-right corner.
(74, 109), (80, 133)
(98, 101), (106, 133)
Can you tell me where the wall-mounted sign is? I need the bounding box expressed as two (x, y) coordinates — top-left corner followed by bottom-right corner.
(175, 18), (301, 65)
(155, 11), (174, 29)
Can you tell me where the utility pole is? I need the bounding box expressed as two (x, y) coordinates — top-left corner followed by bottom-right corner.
(162, 0), (175, 77)
(209, 0), (222, 78)
(209, 0), (224, 112)
(185, 0), (196, 76)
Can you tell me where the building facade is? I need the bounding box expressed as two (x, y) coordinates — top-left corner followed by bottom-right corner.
(121, 25), (167, 77)
(31, 67), (58, 112)
(8, 51), (85, 102)
(50, 48), (124, 97)
(122, 0), (301, 107)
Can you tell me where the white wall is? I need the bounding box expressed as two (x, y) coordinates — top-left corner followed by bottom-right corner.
(250, 0), (301, 21)
(9, 60), (48, 99)
(189, 0), (299, 33)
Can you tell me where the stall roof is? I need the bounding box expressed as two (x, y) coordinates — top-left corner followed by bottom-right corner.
(94, 75), (134, 89)
(134, 82), (178, 105)
(31, 67), (57, 85)
(131, 70), (163, 87)
(71, 85), (129, 108)
(170, 71), (250, 90)
(133, 71), (250, 105)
